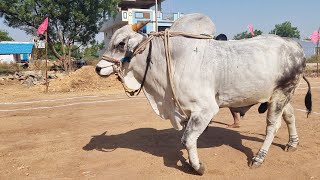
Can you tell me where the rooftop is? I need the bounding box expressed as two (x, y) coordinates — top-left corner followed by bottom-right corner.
(0, 42), (34, 55)
(119, 0), (164, 10)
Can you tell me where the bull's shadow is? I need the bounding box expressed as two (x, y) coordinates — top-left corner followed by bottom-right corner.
(83, 126), (265, 174)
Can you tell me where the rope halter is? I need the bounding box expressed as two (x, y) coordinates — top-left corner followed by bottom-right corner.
(101, 25), (214, 119)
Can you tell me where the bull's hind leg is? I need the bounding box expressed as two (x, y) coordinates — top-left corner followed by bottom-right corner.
(282, 103), (299, 152)
(251, 93), (289, 168)
(181, 105), (218, 175)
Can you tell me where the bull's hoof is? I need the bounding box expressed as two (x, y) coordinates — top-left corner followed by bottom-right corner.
(250, 160), (262, 169)
(285, 145), (298, 152)
(195, 163), (205, 175)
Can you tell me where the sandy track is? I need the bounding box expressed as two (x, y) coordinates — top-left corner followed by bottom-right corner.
(0, 78), (319, 179)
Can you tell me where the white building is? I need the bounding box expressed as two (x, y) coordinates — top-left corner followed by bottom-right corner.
(99, 0), (183, 56)
(0, 41), (34, 63)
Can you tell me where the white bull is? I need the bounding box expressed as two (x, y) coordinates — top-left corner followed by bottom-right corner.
(170, 13), (216, 35)
(171, 13), (269, 127)
(95, 21), (312, 175)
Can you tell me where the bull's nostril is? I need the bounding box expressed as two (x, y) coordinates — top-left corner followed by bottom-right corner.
(95, 66), (102, 73)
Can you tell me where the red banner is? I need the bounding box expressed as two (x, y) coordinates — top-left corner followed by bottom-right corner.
(37, 17), (48, 35)
(247, 24), (255, 37)
(309, 31), (320, 44)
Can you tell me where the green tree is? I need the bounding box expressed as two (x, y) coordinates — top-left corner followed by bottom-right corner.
(0, 29), (13, 41)
(82, 41), (105, 59)
(233, 30), (263, 40)
(269, 21), (300, 39)
(47, 43), (80, 60)
(0, 0), (119, 71)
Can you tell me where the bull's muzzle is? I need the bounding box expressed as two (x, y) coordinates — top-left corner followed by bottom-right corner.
(95, 66), (102, 74)
(95, 60), (116, 77)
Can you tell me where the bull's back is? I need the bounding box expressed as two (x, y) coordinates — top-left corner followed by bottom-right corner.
(213, 35), (305, 107)
(172, 35), (306, 107)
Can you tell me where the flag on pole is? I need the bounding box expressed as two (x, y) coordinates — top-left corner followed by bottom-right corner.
(37, 17), (48, 35)
(309, 31), (320, 44)
(247, 24), (255, 37)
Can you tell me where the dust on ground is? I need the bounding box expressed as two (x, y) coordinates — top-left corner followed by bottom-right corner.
(0, 68), (319, 179)
(38, 66), (123, 93)
(0, 66), (124, 102)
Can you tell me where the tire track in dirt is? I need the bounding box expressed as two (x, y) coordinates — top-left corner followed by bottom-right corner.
(0, 96), (146, 112)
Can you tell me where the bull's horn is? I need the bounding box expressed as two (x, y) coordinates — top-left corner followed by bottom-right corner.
(132, 20), (151, 32)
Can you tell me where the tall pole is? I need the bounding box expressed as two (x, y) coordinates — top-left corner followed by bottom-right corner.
(155, 0), (158, 32)
(45, 31), (49, 92)
(317, 27), (320, 77)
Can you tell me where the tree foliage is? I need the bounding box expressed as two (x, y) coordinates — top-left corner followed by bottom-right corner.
(233, 30), (263, 40)
(47, 43), (80, 59)
(0, 0), (119, 71)
(0, 29), (13, 41)
(269, 21), (300, 39)
(82, 41), (105, 59)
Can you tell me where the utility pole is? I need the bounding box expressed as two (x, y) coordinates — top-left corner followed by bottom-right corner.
(45, 30), (49, 92)
(317, 27), (320, 77)
(155, 0), (158, 32)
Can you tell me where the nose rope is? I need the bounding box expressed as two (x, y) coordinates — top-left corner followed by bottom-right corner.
(101, 55), (121, 64)
(101, 40), (155, 97)
(101, 34), (157, 97)
(101, 30), (214, 118)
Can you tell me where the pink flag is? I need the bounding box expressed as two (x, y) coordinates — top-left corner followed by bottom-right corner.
(309, 31), (320, 44)
(37, 17), (48, 35)
(247, 24), (254, 37)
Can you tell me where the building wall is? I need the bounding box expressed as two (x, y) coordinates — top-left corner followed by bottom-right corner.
(301, 42), (318, 58)
(0, 42), (34, 63)
(0, 54), (31, 63)
(295, 39), (318, 58)
(0, 55), (14, 63)
(99, 8), (183, 57)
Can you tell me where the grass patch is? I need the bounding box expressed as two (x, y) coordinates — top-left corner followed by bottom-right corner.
(307, 55), (320, 63)
(0, 62), (20, 75)
(82, 57), (99, 66)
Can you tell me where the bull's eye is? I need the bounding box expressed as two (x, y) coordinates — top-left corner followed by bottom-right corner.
(118, 42), (126, 51)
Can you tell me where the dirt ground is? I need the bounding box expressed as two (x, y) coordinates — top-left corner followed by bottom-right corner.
(0, 75), (319, 179)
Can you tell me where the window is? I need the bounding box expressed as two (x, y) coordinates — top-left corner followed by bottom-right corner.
(158, 26), (169, 32)
(135, 12), (150, 19)
(143, 12), (150, 19)
(135, 12), (143, 19)
(123, 12), (127, 19)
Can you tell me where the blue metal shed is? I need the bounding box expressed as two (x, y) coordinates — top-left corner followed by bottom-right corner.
(0, 42), (34, 55)
(0, 42), (34, 63)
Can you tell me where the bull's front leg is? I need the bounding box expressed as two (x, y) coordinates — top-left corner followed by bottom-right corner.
(181, 106), (218, 175)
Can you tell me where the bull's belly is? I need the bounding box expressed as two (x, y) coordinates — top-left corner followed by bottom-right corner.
(216, 88), (272, 108)
(219, 98), (264, 108)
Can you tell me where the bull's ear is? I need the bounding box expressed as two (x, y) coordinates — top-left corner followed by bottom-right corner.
(127, 33), (145, 53)
(131, 20), (151, 32)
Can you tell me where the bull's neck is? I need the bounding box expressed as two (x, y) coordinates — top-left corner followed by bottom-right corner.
(130, 42), (151, 83)
(130, 36), (169, 89)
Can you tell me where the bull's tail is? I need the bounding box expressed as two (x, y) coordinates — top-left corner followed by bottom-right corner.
(303, 75), (312, 117)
